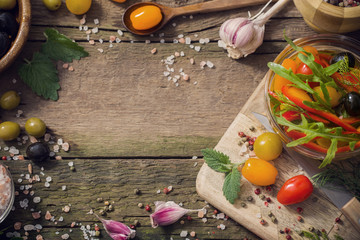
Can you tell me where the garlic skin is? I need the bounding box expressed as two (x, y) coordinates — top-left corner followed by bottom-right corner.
(219, 18), (264, 59)
(218, 0), (289, 59)
(95, 215), (136, 240)
(150, 201), (206, 228)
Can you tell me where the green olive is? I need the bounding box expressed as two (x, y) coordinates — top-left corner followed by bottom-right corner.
(42, 0), (62, 11)
(25, 118), (47, 138)
(0, 90), (21, 110)
(0, 121), (20, 141)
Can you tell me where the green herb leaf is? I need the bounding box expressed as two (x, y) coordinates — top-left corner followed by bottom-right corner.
(301, 230), (321, 240)
(42, 28), (89, 62)
(202, 148), (232, 173)
(222, 166), (241, 204)
(18, 52), (60, 100)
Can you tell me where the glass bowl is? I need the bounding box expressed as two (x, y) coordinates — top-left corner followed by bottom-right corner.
(0, 164), (15, 223)
(265, 34), (360, 161)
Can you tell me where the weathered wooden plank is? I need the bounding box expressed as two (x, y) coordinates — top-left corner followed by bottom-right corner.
(0, 39), (277, 157)
(1, 158), (261, 240)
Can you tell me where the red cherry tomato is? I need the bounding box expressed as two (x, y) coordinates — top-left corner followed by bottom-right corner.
(277, 175), (313, 205)
(296, 59), (327, 75)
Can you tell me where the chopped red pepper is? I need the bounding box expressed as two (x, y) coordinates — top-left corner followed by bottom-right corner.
(282, 85), (357, 132)
(331, 72), (360, 93)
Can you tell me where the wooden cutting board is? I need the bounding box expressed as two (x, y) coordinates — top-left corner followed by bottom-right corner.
(196, 72), (360, 240)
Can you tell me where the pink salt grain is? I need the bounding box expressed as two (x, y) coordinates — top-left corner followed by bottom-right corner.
(62, 63), (69, 69)
(151, 48), (157, 54)
(36, 235), (44, 240)
(32, 212), (41, 219)
(89, 40), (95, 45)
(109, 35), (116, 42)
(80, 18), (86, 25)
(68, 66), (74, 72)
(14, 222), (22, 230)
(179, 38), (185, 44)
(45, 211), (52, 220)
(55, 155), (62, 160)
(182, 74), (189, 81)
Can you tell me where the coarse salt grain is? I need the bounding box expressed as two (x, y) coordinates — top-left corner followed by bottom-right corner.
(185, 37), (191, 44)
(91, 27), (98, 34)
(44, 182), (50, 188)
(94, 19), (99, 25)
(89, 40), (95, 45)
(151, 48), (157, 54)
(145, 40), (151, 44)
(179, 38), (185, 44)
(80, 18), (86, 25)
(194, 46), (201, 52)
(115, 37), (121, 43)
(62, 63), (69, 69)
(180, 230), (188, 237)
(117, 29), (124, 36)
(62, 185), (67, 191)
(206, 61), (214, 68)
(97, 48), (104, 53)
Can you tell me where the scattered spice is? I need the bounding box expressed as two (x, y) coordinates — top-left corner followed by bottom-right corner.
(145, 204), (151, 212)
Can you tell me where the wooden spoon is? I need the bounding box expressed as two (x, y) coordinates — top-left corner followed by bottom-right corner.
(122, 0), (275, 36)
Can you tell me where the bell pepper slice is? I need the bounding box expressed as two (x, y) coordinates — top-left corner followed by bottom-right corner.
(282, 85), (357, 132)
(331, 72), (360, 93)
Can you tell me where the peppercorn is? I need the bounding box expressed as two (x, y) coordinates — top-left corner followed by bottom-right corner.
(254, 188), (261, 195)
(335, 217), (341, 223)
(248, 145), (254, 151)
(265, 186), (272, 191)
(284, 228), (291, 234)
(240, 202), (246, 207)
(249, 126), (255, 131)
(297, 216), (303, 222)
(108, 204), (114, 211)
(1, 156), (6, 160)
(145, 204), (151, 212)
(296, 207), (303, 214)
(308, 226), (314, 232)
(266, 197), (271, 202)
(238, 132), (245, 137)
(260, 219), (266, 225)
(163, 187), (169, 194)
(69, 166), (75, 171)
(279, 230), (285, 234)
(267, 211), (273, 217)
(286, 235), (292, 240)
(99, 209), (105, 216)
(213, 209), (218, 214)
(134, 188), (140, 195)
(187, 215), (192, 221)
(247, 196), (253, 201)
(95, 230), (101, 237)
(96, 197), (103, 203)
(134, 220), (139, 226)
(259, 194), (265, 200)
(270, 216), (277, 223)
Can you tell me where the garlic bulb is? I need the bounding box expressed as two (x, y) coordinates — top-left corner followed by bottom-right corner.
(219, 0), (289, 59)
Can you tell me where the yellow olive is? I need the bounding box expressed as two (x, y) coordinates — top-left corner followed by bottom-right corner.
(0, 121), (20, 141)
(25, 117), (47, 138)
(42, 0), (62, 11)
(0, 0), (16, 10)
(0, 90), (20, 110)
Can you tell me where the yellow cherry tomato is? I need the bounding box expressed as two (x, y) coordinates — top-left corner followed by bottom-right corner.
(130, 5), (162, 30)
(66, 0), (92, 15)
(254, 132), (283, 161)
(313, 86), (342, 107)
(240, 158), (278, 186)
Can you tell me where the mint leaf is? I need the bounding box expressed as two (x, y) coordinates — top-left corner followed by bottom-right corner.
(222, 166), (241, 204)
(202, 148), (232, 173)
(42, 28), (89, 62)
(18, 52), (60, 100)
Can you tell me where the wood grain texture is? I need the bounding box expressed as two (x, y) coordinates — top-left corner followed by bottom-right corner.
(0, 0), (359, 239)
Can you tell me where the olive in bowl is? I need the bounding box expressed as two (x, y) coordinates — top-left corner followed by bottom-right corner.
(0, 0), (31, 73)
(265, 34), (360, 166)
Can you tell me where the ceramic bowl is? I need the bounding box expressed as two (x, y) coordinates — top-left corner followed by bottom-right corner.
(0, 0), (31, 73)
(294, 0), (360, 34)
(265, 34), (360, 161)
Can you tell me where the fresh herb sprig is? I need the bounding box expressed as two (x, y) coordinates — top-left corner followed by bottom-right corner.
(201, 148), (241, 204)
(18, 28), (89, 100)
(312, 160), (360, 201)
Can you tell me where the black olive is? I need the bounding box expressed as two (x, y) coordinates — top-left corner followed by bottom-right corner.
(0, 32), (10, 58)
(0, 12), (18, 39)
(26, 142), (50, 162)
(344, 92), (360, 116)
(330, 52), (356, 69)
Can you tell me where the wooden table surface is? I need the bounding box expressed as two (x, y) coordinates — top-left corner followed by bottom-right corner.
(0, 0), (360, 239)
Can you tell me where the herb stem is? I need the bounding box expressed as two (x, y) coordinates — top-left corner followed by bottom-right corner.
(23, 58), (31, 65)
